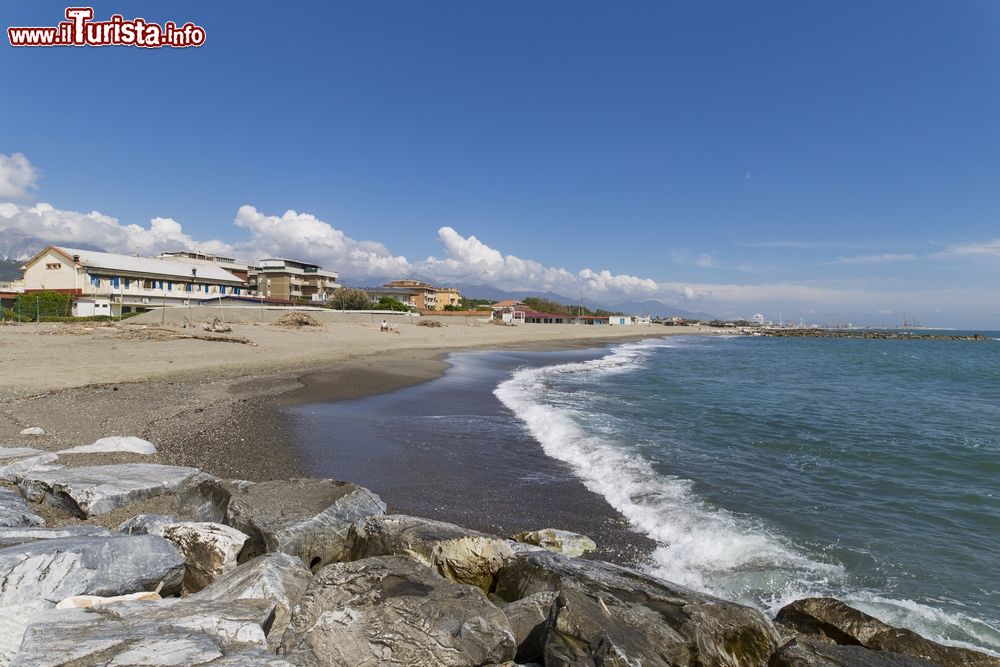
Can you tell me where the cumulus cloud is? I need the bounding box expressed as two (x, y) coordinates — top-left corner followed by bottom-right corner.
(0, 153), (39, 199)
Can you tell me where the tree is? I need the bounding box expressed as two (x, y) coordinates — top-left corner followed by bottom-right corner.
(376, 295), (413, 312)
(331, 287), (371, 310)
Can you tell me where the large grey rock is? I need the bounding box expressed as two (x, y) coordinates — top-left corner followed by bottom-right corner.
(11, 597), (278, 667)
(0, 447), (45, 460)
(0, 534), (185, 605)
(512, 528), (597, 558)
(193, 552), (311, 647)
(494, 549), (779, 667)
(775, 598), (1000, 667)
(18, 463), (200, 517)
(0, 453), (60, 483)
(177, 477), (386, 570)
(348, 514), (517, 591)
(279, 554), (515, 666)
(117, 513), (250, 594)
(0, 488), (43, 527)
(118, 513), (183, 535)
(0, 525), (112, 548)
(503, 591), (558, 664)
(172, 475), (253, 523)
(770, 636), (943, 666)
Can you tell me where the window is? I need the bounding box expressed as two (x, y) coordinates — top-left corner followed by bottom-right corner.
(110, 277), (120, 289)
(90, 275), (101, 287)
(45, 262), (62, 270)
(124, 278), (131, 289)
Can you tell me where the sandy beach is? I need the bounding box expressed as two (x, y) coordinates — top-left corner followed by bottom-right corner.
(0, 309), (710, 559)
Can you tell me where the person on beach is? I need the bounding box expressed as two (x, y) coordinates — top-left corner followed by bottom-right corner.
(380, 319), (390, 332)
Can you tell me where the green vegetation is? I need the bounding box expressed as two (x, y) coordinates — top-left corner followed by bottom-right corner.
(521, 297), (623, 317)
(13, 291), (73, 318)
(376, 295), (415, 312)
(328, 287), (372, 310)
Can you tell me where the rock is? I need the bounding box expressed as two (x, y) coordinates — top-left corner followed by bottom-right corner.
(503, 591), (558, 664)
(117, 514), (250, 594)
(0, 487), (44, 527)
(775, 599), (1000, 667)
(18, 463), (200, 517)
(18, 427), (44, 436)
(770, 636), (942, 666)
(0, 453), (60, 483)
(118, 512), (183, 535)
(56, 589), (163, 609)
(11, 597), (278, 667)
(172, 475), (253, 523)
(178, 477), (386, 569)
(0, 534), (185, 605)
(0, 525), (112, 548)
(161, 522), (250, 594)
(58, 435), (157, 455)
(512, 528), (597, 557)
(494, 549), (779, 667)
(193, 552), (311, 647)
(0, 602), (47, 667)
(348, 514), (517, 592)
(0, 447), (45, 459)
(279, 554), (515, 666)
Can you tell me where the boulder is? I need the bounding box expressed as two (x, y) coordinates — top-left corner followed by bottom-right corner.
(177, 477), (386, 570)
(348, 514), (517, 591)
(503, 591), (558, 663)
(0, 525), (112, 548)
(0, 447), (46, 460)
(18, 427), (44, 436)
(279, 554), (515, 666)
(0, 453), (60, 483)
(0, 534), (185, 605)
(512, 528), (597, 557)
(11, 597), (278, 667)
(494, 549), (779, 667)
(0, 488), (43, 527)
(57, 436), (157, 456)
(118, 513), (183, 535)
(172, 475), (253, 523)
(18, 463), (200, 517)
(117, 514), (250, 594)
(193, 552), (311, 646)
(775, 598), (1000, 667)
(770, 636), (943, 666)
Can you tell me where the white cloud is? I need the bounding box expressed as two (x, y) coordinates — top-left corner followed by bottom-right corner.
(695, 253), (715, 268)
(0, 153), (39, 199)
(938, 239), (1000, 257)
(833, 253), (918, 264)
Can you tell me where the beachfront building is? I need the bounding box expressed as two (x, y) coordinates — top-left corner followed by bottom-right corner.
(158, 251), (251, 283)
(20, 246), (247, 316)
(382, 279), (462, 311)
(362, 286), (420, 309)
(250, 259), (340, 303)
(0, 279), (23, 311)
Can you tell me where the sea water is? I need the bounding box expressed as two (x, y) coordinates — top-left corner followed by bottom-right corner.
(494, 334), (1000, 654)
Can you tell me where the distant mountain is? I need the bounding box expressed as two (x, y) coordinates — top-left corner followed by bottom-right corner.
(0, 232), (105, 262)
(604, 298), (716, 320)
(0, 258), (23, 281)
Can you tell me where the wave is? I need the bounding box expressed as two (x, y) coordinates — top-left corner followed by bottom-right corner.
(493, 337), (1000, 655)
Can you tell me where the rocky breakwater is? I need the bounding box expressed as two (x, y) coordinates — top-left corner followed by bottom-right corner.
(760, 329), (994, 341)
(0, 441), (997, 666)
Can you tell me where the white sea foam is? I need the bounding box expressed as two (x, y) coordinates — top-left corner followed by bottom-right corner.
(493, 337), (1000, 654)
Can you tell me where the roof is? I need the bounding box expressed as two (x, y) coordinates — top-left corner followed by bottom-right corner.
(361, 286), (419, 296)
(48, 246), (244, 284)
(491, 299), (525, 308)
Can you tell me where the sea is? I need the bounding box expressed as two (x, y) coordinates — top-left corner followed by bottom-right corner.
(286, 332), (1000, 655)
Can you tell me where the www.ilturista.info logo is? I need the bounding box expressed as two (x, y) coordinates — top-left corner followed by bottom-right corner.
(8, 7), (205, 48)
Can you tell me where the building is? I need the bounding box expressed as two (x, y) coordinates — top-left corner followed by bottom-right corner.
(362, 286), (420, 309)
(250, 259), (340, 303)
(0, 279), (23, 312)
(382, 280), (462, 311)
(21, 246), (247, 316)
(158, 251), (251, 283)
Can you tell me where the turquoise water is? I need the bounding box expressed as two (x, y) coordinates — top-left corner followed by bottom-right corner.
(494, 334), (1000, 654)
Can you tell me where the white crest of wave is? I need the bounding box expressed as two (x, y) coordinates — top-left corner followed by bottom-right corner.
(494, 338), (838, 600)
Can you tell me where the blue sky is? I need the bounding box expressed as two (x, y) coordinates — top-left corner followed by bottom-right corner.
(2, 1), (999, 325)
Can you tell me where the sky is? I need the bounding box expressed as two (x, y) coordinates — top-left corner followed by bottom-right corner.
(2, 1), (999, 326)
